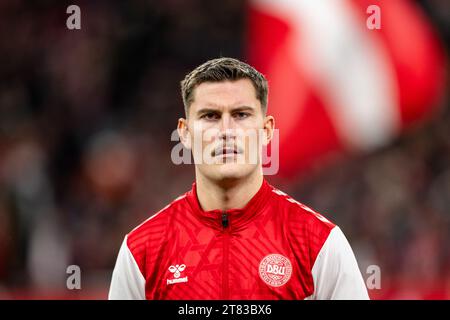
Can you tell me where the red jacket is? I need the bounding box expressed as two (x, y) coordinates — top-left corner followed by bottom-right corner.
(109, 179), (369, 299)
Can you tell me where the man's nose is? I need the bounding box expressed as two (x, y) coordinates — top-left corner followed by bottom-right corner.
(218, 113), (236, 136)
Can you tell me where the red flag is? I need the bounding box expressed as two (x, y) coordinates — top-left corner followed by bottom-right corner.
(248, 0), (446, 178)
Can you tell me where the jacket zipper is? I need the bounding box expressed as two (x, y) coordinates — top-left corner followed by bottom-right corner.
(222, 211), (230, 299)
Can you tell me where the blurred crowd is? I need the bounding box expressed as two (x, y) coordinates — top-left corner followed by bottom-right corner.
(0, 0), (449, 299)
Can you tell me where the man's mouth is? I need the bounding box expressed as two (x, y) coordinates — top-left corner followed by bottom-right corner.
(212, 146), (242, 157)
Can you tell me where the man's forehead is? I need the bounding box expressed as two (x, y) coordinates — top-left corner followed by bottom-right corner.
(193, 79), (257, 99)
(186, 79), (263, 119)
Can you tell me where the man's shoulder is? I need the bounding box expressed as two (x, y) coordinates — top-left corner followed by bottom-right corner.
(269, 185), (336, 232)
(126, 191), (189, 248)
(269, 184), (337, 264)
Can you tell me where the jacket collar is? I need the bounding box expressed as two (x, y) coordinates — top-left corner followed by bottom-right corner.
(186, 179), (272, 231)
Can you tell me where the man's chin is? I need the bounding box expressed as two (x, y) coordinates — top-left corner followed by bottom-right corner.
(197, 161), (259, 183)
(213, 163), (257, 181)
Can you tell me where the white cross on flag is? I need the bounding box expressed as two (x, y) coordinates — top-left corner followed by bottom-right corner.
(247, 0), (446, 177)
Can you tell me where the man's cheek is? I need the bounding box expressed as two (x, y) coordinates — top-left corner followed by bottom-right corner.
(203, 143), (216, 165)
(242, 132), (260, 165)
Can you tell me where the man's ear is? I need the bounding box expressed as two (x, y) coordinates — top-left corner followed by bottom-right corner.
(262, 115), (275, 146)
(177, 118), (192, 149)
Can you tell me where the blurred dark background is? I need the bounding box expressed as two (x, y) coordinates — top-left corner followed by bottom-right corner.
(0, 0), (448, 299)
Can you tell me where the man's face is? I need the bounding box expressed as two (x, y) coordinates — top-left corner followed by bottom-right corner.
(178, 79), (273, 183)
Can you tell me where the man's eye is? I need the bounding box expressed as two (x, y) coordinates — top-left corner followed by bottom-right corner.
(234, 112), (249, 119)
(202, 113), (219, 120)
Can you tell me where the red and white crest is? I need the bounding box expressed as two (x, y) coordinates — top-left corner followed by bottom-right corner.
(259, 254), (292, 287)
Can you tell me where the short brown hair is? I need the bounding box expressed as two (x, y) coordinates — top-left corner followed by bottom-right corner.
(180, 57), (268, 116)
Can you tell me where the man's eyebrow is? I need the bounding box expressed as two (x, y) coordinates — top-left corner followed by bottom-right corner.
(231, 106), (254, 112)
(196, 105), (255, 116)
(196, 108), (221, 116)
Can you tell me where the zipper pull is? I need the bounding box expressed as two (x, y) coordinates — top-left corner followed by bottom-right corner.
(222, 211), (229, 229)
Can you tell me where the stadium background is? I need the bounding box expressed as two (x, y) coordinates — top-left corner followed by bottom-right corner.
(0, 0), (448, 299)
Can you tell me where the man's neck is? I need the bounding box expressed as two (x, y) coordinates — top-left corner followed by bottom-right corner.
(195, 172), (263, 212)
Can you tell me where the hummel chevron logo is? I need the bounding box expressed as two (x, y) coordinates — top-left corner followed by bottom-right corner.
(167, 264), (188, 285)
